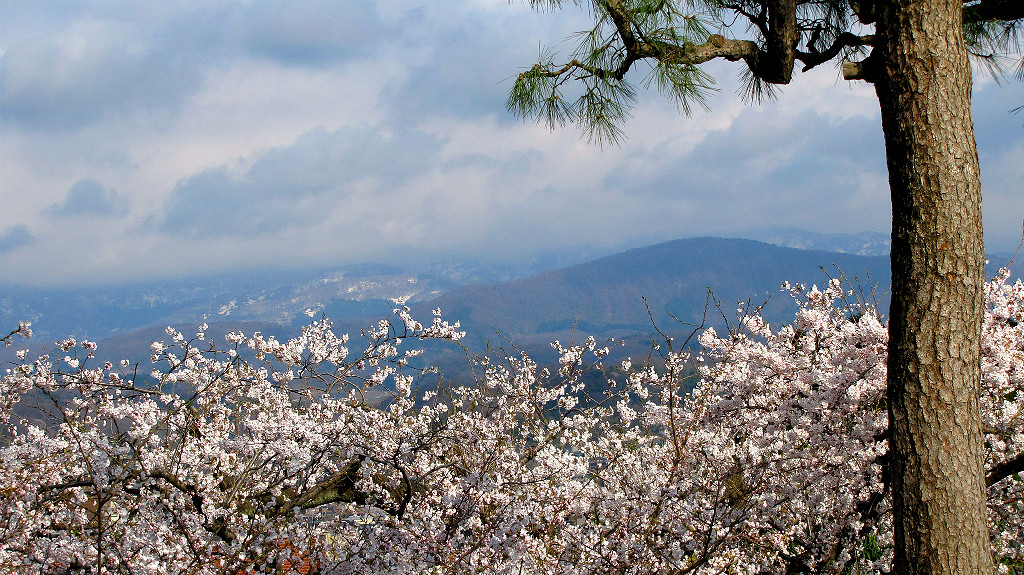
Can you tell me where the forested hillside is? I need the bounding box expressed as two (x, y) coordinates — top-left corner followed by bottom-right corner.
(421, 237), (889, 347)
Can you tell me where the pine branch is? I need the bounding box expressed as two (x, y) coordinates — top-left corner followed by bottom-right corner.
(965, 0), (1024, 23)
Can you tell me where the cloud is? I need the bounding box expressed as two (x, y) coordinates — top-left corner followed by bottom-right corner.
(0, 2), (403, 133)
(0, 225), (34, 254)
(1, 0), (1021, 286)
(159, 125), (447, 237)
(0, 13), (205, 130)
(48, 178), (128, 217)
(599, 105), (890, 236)
(231, 1), (386, 66)
(0, 4), (365, 131)
(379, 6), (539, 125)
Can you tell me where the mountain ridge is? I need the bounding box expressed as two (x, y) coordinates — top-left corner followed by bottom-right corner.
(28, 233), (1023, 365)
(416, 237), (891, 349)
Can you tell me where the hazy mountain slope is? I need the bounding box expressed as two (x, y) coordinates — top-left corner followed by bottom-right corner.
(747, 227), (891, 256)
(0, 256), (613, 344)
(14, 235), (1024, 390)
(0, 264), (448, 343)
(420, 237), (891, 348)
(79, 238), (891, 370)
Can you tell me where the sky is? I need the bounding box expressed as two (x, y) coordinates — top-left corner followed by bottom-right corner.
(1, 0), (1022, 287)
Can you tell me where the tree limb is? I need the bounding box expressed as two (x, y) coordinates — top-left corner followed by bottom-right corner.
(293, 455), (368, 510)
(521, 35), (759, 82)
(987, 452), (1024, 487)
(650, 34), (760, 68)
(964, 0), (1024, 22)
(38, 479), (93, 493)
(797, 32), (874, 72)
(842, 52), (880, 82)
(603, 0), (761, 75)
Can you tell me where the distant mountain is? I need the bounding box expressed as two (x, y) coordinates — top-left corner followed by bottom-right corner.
(418, 237), (892, 351)
(745, 227), (891, 256)
(0, 264), (450, 343)
(12, 234), (1021, 361)
(0, 252), (618, 344)
(8, 235), (1022, 384)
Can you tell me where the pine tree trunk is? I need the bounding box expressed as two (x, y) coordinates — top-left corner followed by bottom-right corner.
(873, 0), (994, 572)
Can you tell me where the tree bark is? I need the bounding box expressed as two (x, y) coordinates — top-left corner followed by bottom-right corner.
(874, 0), (994, 572)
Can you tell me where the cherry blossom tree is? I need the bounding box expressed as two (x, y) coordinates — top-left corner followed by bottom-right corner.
(2, 271), (1022, 574)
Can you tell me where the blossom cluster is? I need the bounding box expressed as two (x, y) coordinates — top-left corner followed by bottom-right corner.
(1, 275), (1021, 574)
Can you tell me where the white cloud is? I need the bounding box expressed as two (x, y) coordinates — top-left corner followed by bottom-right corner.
(0, 0), (1020, 286)
(0, 225), (34, 255)
(48, 179), (128, 217)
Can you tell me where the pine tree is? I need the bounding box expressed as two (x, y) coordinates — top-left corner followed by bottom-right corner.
(508, 2), (1023, 571)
